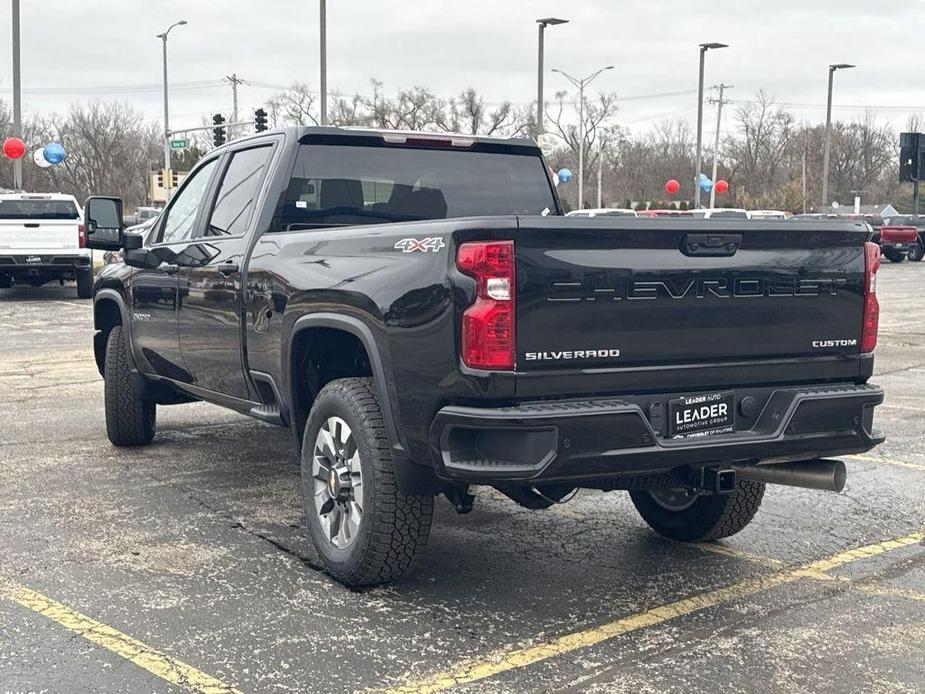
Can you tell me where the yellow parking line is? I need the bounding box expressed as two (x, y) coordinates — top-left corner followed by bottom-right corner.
(380, 531), (923, 694)
(848, 454), (925, 473)
(9, 585), (241, 694)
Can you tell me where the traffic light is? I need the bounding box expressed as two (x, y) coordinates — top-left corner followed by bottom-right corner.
(156, 169), (165, 188)
(171, 170), (179, 188)
(254, 108), (268, 133)
(900, 132), (923, 183)
(212, 113), (227, 147)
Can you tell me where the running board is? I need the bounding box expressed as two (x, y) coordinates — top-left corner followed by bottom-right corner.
(249, 403), (284, 425)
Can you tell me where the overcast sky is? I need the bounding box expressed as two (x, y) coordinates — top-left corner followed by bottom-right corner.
(1, 0), (923, 137)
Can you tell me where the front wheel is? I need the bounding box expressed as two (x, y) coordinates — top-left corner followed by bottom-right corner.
(301, 378), (433, 587)
(630, 479), (765, 542)
(104, 326), (156, 446)
(908, 243), (924, 262)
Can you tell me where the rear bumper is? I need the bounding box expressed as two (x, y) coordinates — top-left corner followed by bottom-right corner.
(428, 383), (884, 483)
(0, 254), (90, 276)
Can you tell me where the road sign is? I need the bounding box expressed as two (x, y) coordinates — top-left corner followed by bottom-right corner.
(170, 139), (188, 149)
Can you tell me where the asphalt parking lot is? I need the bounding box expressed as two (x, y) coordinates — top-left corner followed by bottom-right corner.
(1, 262), (924, 694)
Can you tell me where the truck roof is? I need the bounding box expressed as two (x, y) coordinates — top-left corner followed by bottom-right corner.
(213, 125), (540, 153)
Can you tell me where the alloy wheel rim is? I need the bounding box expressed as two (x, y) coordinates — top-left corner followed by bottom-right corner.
(649, 488), (699, 512)
(312, 416), (364, 549)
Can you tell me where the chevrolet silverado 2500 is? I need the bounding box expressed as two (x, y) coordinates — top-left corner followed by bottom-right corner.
(84, 127), (884, 587)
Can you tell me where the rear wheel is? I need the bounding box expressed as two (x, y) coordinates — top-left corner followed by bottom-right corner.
(884, 250), (906, 263)
(301, 378), (433, 587)
(630, 479), (765, 542)
(76, 267), (93, 299)
(104, 326), (156, 446)
(908, 243), (924, 262)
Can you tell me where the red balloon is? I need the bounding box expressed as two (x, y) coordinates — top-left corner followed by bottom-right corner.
(665, 179), (680, 194)
(2, 137), (26, 159)
(715, 179), (729, 194)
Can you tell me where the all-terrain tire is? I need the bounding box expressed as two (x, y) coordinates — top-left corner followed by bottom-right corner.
(908, 243), (924, 262)
(104, 326), (156, 446)
(885, 250), (906, 263)
(630, 479), (765, 542)
(76, 267), (93, 299)
(301, 377), (434, 587)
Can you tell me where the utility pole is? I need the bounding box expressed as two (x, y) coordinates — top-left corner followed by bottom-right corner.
(597, 151), (603, 208)
(802, 146), (807, 213)
(708, 83), (732, 209)
(11, 0), (22, 190)
(319, 0), (327, 125)
(224, 74), (245, 139)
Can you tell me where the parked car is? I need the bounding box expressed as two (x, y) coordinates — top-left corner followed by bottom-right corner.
(689, 208), (749, 220)
(883, 215), (925, 261)
(877, 223), (919, 262)
(83, 126), (884, 587)
(0, 192), (92, 298)
(566, 208), (637, 218)
(636, 209), (694, 218)
(748, 210), (790, 220)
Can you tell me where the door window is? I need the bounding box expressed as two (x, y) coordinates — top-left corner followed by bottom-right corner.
(202, 146), (273, 238)
(158, 158), (218, 244)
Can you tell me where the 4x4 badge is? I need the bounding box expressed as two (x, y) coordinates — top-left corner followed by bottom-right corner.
(394, 237), (446, 253)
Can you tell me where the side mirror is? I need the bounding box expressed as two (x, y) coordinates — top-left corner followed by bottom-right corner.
(84, 196), (124, 251)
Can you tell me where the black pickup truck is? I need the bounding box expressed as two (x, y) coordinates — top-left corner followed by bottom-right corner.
(84, 127), (884, 587)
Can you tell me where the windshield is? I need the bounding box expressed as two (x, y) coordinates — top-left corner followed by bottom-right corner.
(0, 199), (79, 220)
(275, 143), (557, 229)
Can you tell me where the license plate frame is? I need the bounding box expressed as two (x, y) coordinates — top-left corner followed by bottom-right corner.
(669, 391), (735, 439)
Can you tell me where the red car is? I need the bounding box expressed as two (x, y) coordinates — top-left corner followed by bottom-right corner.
(878, 224), (920, 263)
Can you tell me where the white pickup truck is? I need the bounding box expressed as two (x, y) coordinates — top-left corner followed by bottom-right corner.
(0, 193), (93, 298)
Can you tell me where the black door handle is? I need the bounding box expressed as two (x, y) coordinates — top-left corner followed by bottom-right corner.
(216, 262), (240, 276)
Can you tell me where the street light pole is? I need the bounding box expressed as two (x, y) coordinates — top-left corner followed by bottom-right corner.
(156, 19), (187, 197)
(821, 63), (854, 208)
(11, 0), (22, 190)
(552, 65), (614, 210)
(320, 0), (327, 125)
(694, 42), (728, 208)
(535, 17), (568, 145)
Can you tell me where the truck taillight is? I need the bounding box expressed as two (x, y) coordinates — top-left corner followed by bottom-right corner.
(457, 240), (515, 370)
(78, 223), (85, 249)
(861, 241), (880, 353)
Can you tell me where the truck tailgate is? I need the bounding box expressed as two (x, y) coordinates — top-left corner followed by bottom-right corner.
(0, 220), (80, 252)
(514, 218), (870, 396)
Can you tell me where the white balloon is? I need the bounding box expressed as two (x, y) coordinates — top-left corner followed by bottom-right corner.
(33, 148), (52, 168)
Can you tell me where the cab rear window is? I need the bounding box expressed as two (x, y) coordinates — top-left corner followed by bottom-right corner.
(273, 143), (556, 230)
(0, 200), (79, 220)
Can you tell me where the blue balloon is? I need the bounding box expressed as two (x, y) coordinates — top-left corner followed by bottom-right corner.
(557, 167), (573, 183)
(698, 172), (713, 193)
(43, 142), (66, 165)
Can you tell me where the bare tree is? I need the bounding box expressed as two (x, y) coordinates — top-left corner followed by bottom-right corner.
(268, 82), (319, 126)
(725, 91), (794, 202)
